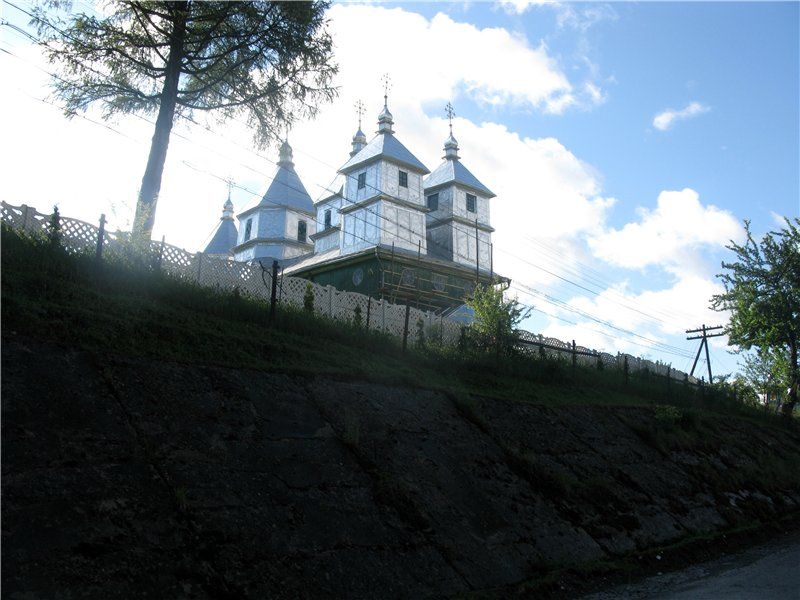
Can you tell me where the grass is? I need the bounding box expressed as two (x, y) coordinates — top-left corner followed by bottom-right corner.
(0, 225), (793, 429)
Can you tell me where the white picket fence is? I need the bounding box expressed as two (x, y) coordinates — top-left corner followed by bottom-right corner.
(1, 201), (699, 384)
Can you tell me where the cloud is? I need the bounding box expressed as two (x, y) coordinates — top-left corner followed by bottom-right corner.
(555, 4), (618, 32)
(588, 188), (743, 275)
(326, 6), (577, 114)
(496, 0), (554, 16)
(652, 101), (710, 131)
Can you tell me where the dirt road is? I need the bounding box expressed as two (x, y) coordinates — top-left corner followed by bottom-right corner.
(583, 531), (800, 599)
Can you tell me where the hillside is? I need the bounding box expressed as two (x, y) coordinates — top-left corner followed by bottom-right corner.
(3, 228), (800, 598)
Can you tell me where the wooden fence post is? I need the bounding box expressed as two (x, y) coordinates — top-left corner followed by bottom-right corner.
(195, 252), (204, 282)
(269, 260), (278, 325)
(95, 213), (106, 263)
(571, 340), (577, 380)
(366, 296), (372, 329)
(402, 303), (411, 353)
(156, 236), (166, 271)
(623, 355), (629, 386)
(21, 204), (35, 234)
(327, 285), (333, 317)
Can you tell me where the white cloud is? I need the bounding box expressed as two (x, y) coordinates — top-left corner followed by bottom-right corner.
(652, 101), (710, 131)
(496, 0), (554, 16)
(588, 188), (742, 274)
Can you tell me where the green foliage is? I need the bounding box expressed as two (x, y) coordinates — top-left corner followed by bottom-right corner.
(466, 283), (528, 355)
(353, 303), (362, 328)
(415, 317), (425, 349)
(32, 1), (337, 240)
(712, 218), (800, 415)
(654, 404), (682, 424)
(303, 282), (314, 314)
(47, 205), (61, 246)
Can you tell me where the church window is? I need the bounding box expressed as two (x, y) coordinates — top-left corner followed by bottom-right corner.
(324, 209), (331, 229)
(298, 220), (307, 243)
(466, 193), (477, 213)
(399, 170), (408, 188)
(244, 218), (253, 241)
(357, 172), (366, 189)
(427, 193), (439, 211)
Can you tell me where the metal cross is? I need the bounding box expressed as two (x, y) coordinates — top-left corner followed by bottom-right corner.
(354, 99), (365, 128)
(225, 176), (234, 201)
(381, 73), (392, 104)
(445, 102), (455, 134)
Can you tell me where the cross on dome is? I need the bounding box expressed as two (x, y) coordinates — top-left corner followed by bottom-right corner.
(443, 101), (459, 160)
(377, 74), (394, 134)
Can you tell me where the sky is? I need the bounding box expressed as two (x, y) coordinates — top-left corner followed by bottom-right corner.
(1, 1), (798, 378)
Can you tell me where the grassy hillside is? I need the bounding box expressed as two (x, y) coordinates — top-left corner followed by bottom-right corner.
(0, 225), (773, 420)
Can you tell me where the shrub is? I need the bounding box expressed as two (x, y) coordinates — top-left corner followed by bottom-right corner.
(303, 282), (314, 313)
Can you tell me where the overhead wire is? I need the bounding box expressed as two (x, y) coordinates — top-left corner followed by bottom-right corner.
(1, 7), (721, 362)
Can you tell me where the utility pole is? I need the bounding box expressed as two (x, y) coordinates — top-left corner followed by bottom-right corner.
(686, 325), (724, 383)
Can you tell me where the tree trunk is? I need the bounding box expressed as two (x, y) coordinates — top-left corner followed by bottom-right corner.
(132, 2), (189, 245)
(784, 336), (798, 417)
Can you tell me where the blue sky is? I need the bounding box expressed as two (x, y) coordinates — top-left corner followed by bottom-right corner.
(0, 1), (797, 377)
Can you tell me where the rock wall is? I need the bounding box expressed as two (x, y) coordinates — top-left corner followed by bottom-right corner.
(3, 336), (799, 598)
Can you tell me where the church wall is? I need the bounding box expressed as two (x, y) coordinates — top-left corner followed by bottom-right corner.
(284, 209), (316, 242)
(341, 203), (380, 255)
(254, 208), (285, 240)
(450, 222), (491, 270)
(345, 162), (381, 203)
(235, 243), (283, 263)
(451, 187), (491, 226)
(380, 162), (423, 206)
(427, 224), (453, 261)
(314, 230), (340, 253)
(316, 197), (342, 232)
(379, 200), (426, 253)
(425, 187), (454, 225)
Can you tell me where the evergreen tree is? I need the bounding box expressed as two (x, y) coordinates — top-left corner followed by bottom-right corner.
(33, 1), (337, 242)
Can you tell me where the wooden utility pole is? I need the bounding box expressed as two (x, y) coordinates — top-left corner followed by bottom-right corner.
(686, 324), (724, 384)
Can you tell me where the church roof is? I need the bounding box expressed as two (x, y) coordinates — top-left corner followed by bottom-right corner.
(204, 198), (238, 255)
(204, 219), (238, 255)
(339, 132), (429, 175)
(424, 158), (495, 198)
(243, 141), (314, 216)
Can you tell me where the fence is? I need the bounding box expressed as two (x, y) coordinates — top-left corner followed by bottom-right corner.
(1, 201), (700, 386)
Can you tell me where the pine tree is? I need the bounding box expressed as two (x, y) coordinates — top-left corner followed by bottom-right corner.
(33, 1), (337, 243)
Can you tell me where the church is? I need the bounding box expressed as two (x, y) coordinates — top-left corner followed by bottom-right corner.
(203, 96), (505, 311)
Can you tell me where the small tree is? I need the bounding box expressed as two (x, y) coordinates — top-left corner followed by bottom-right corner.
(47, 204), (61, 246)
(33, 1), (337, 243)
(303, 282), (314, 314)
(712, 218), (799, 416)
(466, 283), (527, 355)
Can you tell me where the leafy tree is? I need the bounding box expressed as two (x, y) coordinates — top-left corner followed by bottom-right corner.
(466, 283), (528, 355)
(33, 1), (337, 242)
(741, 348), (790, 408)
(712, 218), (800, 415)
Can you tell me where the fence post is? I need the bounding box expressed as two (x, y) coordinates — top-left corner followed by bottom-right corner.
(269, 260), (279, 325)
(327, 285), (333, 317)
(623, 355), (629, 386)
(366, 296), (372, 329)
(21, 204), (35, 234)
(666, 365), (671, 397)
(402, 303), (411, 353)
(195, 252), (204, 282)
(95, 213), (106, 263)
(156, 236), (166, 271)
(571, 340), (577, 380)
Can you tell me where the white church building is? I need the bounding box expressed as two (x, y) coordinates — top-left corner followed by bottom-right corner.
(203, 97), (504, 310)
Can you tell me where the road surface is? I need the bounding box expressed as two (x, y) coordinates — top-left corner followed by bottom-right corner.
(583, 532), (800, 599)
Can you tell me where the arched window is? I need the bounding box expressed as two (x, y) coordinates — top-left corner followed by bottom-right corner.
(298, 220), (307, 243)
